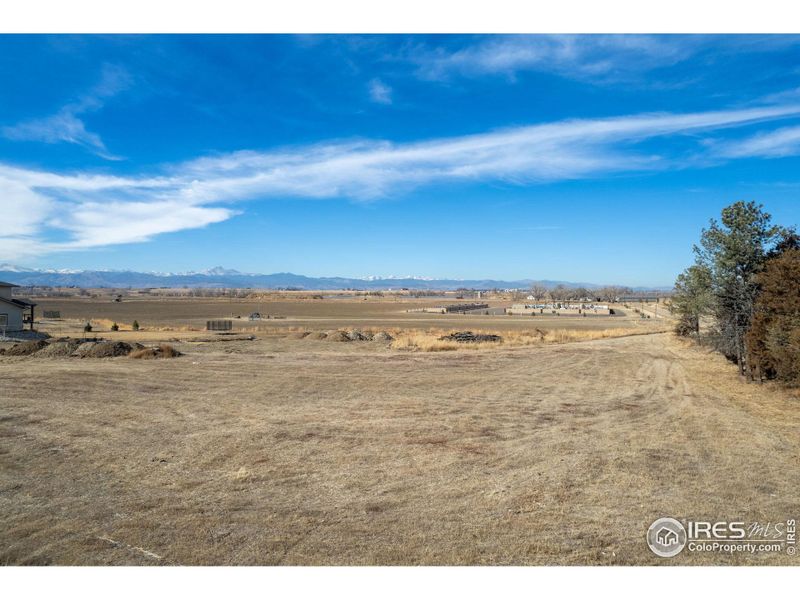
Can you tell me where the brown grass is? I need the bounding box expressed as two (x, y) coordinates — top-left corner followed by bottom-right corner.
(88, 318), (127, 331)
(128, 348), (155, 359)
(390, 327), (665, 351)
(2, 327), (799, 566)
(157, 344), (180, 358)
(30, 296), (668, 339)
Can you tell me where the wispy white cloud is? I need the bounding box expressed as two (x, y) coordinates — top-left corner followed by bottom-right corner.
(1, 65), (130, 159)
(407, 35), (800, 87)
(171, 104), (800, 201)
(2, 103), (800, 261)
(368, 78), (393, 104)
(51, 200), (235, 248)
(409, 35), (700, 83)
(713, 124), (800, 158)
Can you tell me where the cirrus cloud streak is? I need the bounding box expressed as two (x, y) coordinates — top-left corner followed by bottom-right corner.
(2, 102), (800, 260)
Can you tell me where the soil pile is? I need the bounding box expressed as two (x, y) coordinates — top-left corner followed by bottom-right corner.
(439, 331), (503, 343)
(35, 339), (82, 358)
(85, 341), (140, 358)
(5, 340), (48, 356)
(345, 330), (372, 341)
(325, 330), (350, 342)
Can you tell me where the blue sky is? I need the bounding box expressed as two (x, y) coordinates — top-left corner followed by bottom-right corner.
(1, 35), (799, 286)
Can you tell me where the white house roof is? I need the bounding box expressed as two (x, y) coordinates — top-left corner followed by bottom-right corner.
(0, 296), (35, 308)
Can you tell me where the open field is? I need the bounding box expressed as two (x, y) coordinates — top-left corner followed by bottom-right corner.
(1, 296), (797, 565)
(30, 295), (663, 341)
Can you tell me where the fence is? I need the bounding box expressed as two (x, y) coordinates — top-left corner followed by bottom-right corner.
(206, 320), (233, 331)
(442, 303), (489, 313)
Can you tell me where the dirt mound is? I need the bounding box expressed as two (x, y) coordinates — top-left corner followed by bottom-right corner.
(371, 331), (394, 342)
(305, 331), (328, 340)
(325, 330), (350, 342)
(85, 341), (139, 358)
(71, 342), (99, 358)
(129, 344), (182, 359)
(346, 330), (372, 341)
(439, 331), (503, 343)
(69, 340), (142, 358)
(288, 331), (311, 339)
(35, 339), (82, 358)
(5, 340), (48, 356)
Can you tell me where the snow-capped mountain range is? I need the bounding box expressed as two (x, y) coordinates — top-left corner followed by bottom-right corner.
(0, 264), (666, 291)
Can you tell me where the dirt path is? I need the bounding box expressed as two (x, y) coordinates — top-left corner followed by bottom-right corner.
(1, 332), (798, 565)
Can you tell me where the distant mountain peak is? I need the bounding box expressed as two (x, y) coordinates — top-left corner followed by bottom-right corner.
(194, 266), (243, 276)
(0, 264), (670, 291)
(361, 274), (437, 281)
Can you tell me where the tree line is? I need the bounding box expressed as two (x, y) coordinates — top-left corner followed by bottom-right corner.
(527, 284), (635, 302)
(672, 201), (799, 386)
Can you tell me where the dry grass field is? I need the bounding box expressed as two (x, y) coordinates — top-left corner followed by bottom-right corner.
(1, 297), (798, 565)
(31, 295), (661, 337)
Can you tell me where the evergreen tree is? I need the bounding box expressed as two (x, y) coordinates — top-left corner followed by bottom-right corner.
(746, 243), (800, 384)
(672, 264), (712, 336)
(693, 201), (784, 375)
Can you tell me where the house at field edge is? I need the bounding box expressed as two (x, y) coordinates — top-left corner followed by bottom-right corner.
(0, 281), (37, 333)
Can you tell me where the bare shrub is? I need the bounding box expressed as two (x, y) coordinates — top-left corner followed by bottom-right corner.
(130, 344), (182, 360)
(158, 343), (181, 358)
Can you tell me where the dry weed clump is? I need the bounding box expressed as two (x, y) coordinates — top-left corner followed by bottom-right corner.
(129, 344), (182, 360)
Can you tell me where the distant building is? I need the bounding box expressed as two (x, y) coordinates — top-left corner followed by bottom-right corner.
(441, 303), (489, 313)
(0, 281), (37, 332)
(415, 302), (490, 314)
(508, 302), (610, 316)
